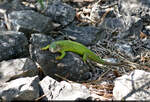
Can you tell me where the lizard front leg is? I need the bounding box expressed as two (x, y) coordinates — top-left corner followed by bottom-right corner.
(56, 51), (66, 60)
(41, 44), (50, 50)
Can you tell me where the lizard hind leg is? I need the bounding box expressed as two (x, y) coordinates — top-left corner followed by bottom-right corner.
(56, 51), (66, 60)
(83, 53), (88, 63)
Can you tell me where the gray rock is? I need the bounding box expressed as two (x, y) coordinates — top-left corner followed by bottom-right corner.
(98, 18), (126, 40)
(29, 33), (92, 82)
(35, 50), (91, 82)
(8, 10), (56, 35)
(24, 0), (37, 3)
(0, 20), (7, 31)
(0, 58), (39, 83)
(117, 0), (150, 38)
(29, 33), (54, 61)
(115, 43), (134, 58)
(118, 0), (150, 20)
(103, 58), (118, 64)
(143, 26), (150, 36)
(99, 16), (143, 39)
(39, 76), (91, 100)
(141, 39), (150, 49)
(36, 0), (75, 26)
(101, 18), (125, 32)
(61, 25), (100, 45)
(0, 31), (28, 61)
(0, 0), (31, 13)
(113, 70), (150, 100)
(0, 76), (40, 101)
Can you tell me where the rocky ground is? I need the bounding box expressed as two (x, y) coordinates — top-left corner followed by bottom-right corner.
(0, 0), (150, 101)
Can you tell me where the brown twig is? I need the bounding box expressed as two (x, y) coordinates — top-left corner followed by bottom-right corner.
(0, 9), (11, 30)
(87, 67), (112, 84)
(35, 92), (50, 101)
(96, 8), (111, 25)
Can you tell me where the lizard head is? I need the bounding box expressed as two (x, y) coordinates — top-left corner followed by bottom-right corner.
(49, 42), (60, 53)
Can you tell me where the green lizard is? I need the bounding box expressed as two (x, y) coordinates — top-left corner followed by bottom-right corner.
(41, 40), (124, 66)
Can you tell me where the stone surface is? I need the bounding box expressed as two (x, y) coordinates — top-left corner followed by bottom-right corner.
(117, 0), (150, 39)
(0, 31), (28, 61)
(36, 0), (75, 26)
(113, 70), (150, 100)
(99, 16), (142, 39)
(140, 39), (150, 49)
(98, 18), (126, 40)
(0, 76), (40, 101)
(144, 26), (150, 36)
(0, 0), (31, 13)
(118, 0), (150, 20)
(0, 58), (39, 83)
(29, 33), (54, 61)
(115, 43), (134, 58)
(39, 76), (91, 100)
(0, 20), (7, 31)
(61, 25), (100, 45)
(8, 10), (56, 36)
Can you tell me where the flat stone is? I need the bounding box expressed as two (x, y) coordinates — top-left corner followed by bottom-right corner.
(39, 76), (91, 100)
(8, 10), (56, 35)
(0, 0), (31, 13)
(0, 58), (39, 83)
(61, 25), (100, 45)
(36, 0), (75, 26)
(0, 31), (28, 61)
(0, 76), (40, 101)
(113, 70), (150, 100)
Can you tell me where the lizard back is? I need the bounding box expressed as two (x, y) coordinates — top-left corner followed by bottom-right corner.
(54, 40), (104, 63)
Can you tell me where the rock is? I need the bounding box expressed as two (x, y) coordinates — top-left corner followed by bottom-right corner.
(0, 0), (31, 13)
(36, 0), (75, 26)
(143, 26), (150, 36)
(103, 58), (118, 64)
(29, 33), (54, 61)
(98, 18), (126, 40)
(8, 10), (56, 36)
(0, 20), (7, 31)
(141, 39), (150, 49)
(61, 25), (100, 45)
(113, 70), (150, 100)
(29, 33), (92, 82)
(118, 0), (150, 20)
(115, 43), (134, 58)
(39, 76), (91, 100)
(0, 76), (40, 101)
(0, 58), (39, 83)
(117, 0), (150, 38)
(0, 31), (28, 61)
(101, 18), (125, 32)
(35, 50), (91, 82)
(24, 0), (37, 3)
(99, 16), (142, 39)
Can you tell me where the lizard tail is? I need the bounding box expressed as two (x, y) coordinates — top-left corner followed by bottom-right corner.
(102, 61), (124, 66)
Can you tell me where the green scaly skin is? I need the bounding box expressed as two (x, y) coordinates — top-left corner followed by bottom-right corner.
(37, 0), (44, 9)
(41, 40), (123, 66)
